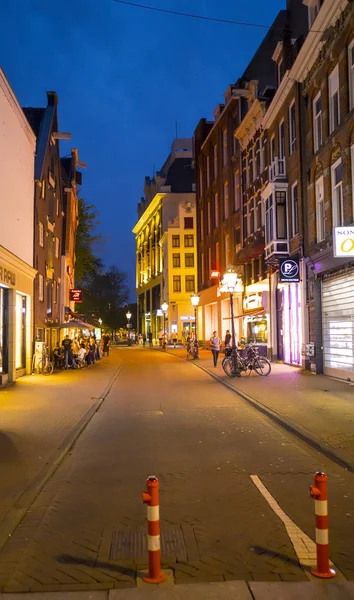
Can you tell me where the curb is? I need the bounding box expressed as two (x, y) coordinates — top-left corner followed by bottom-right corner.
(160, 348), (354, 475)
(0, 363), (124, 554)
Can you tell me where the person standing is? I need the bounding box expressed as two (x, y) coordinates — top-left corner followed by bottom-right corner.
(210, 331), (221, 367)
(102, 332), (111, 356)
(62, 335), (76, 369)
(148, 331), (153, 347)
(172, 331), (178, 348)
(224, 330), (231, 348)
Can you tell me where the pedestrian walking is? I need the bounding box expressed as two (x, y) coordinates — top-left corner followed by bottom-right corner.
(148, 331), (153, 347)
(210, 331), (221, 367)
(102, 332), (111, 356)
(142, 333), (146, 346)
(172, 331), (178, 348)
(158, 331), (163, 346)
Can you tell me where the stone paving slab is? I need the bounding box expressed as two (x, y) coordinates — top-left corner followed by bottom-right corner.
(249, 581), (354, 599)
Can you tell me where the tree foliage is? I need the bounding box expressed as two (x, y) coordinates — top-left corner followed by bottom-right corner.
(75, 198), (103, 285)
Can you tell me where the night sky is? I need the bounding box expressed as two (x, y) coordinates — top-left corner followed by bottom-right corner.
(0, 0), (284, 298)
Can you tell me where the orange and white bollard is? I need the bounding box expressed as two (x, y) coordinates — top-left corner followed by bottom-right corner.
(310, 471), (336, 578)
(142, 475), (167, 584)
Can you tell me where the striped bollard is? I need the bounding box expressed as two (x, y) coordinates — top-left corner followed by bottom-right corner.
(142, 476), (167, 583)
(310, 471), (336, 578)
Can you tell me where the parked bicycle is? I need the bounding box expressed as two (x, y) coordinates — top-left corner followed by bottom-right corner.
(222, 342), (271, 377)
(186, 340), (198, 360)
(32, 346), (54, 375)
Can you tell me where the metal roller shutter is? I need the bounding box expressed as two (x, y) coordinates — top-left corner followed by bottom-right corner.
(322, 268), (354, 380)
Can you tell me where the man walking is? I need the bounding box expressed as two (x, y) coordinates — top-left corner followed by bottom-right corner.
(210, 331), (221, 367)
(102, 332), (111, 356)
(62, 334), (76, 369)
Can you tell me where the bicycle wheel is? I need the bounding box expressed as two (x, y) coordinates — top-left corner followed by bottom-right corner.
(254, 357), (271, 376)
(222, 357), (238, 377)
(41, 358), (54, 375)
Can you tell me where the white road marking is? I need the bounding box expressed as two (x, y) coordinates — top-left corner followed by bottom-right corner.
(250, 475), (335, 569)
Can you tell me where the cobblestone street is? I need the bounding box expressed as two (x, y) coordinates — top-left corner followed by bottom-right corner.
(0, 347), (353, 593)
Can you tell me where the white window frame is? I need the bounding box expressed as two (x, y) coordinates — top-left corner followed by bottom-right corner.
(39, 222), (44, 248)
(315, 176), (325, 243)
(349, 39), (354, 111)
(328, 65), (340, 134)
(313, 91), (322, 152)
(38, 274), (44, 302)
(289, 100), (296, 155)
(224, 182), (229, 220)
(291, 182), (299, 237)
(215, 193), (219, 228)
(213, 144), (218, 178)
(206, 155), (210, 187)
(331, 158), (343, 227)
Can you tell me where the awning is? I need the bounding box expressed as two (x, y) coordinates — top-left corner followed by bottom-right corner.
(58, 319), (95, 330)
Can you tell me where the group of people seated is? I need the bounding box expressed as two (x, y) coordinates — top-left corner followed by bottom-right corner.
(53, 334), (108, 369)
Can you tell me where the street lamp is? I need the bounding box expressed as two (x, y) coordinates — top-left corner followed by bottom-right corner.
(126, 310), (132, 346)
(190, 293), (200, 359)
(161, 301), (168, 350)
(222, 265), (242, 377)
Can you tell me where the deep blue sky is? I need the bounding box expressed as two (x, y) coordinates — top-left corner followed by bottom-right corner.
(0, 0), (284, 298)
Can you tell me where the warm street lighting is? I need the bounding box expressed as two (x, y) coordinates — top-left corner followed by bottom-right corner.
(126, 310), (132, 346)
(126, 311), (132, 321)
(190, 293), (200, 359)
(161, 302), (168, 350)
(98, 318), (102, 325)
(223, 265), (241, 377)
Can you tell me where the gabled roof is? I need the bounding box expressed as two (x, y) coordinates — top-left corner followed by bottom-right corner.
(22, 91), (58, 181)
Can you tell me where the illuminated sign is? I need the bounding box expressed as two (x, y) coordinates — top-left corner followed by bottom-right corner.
(156, 309), (163, 316)
(279, 259), (300, 283)
(210, 270), (220, 278)
(69, 289), (82, 302)
(0, 265), (16, 286)
(334, 227), (354, 257)
(180, 316), (194, 320)
(243, 293), (263, 312)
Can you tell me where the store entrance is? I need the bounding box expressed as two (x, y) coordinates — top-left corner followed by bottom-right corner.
(0, 287), (9, 375)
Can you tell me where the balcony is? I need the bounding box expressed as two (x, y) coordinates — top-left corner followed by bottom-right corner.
(269, 157), (286, 182)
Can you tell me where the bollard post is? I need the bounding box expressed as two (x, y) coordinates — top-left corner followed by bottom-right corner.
(310, 471), (336, 578)
(142, 475), (167, 584)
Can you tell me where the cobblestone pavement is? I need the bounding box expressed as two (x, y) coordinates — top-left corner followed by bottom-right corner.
(0, 348), (353, 592)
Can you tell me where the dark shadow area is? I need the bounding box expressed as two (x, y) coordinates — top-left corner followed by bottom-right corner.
(0, 432), (19, 462)
(57, 553), (142, 578)
(250, 545), (311, 571)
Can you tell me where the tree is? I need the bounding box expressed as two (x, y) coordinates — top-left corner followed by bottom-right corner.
(80, 266), (129, 328)
(75, 198), (103, 286)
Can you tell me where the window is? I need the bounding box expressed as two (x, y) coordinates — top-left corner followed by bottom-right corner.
(215, 242), (219, 270)
(225, 235), (230, 268)
(289, 101), (296, 154)
(313, 92), (322, 152)
(201, 253), (205, 283)
(207, 202), (211, 234)
(279, 121), (285, 159)
(331, 159), (343, 227)
(184, 234), (194, 247)
(185, 253), (194, 267)
(224, 182), (229, 220)
(245, 157), (250, 188)
(215, 193), (219, 228)
(291, 183), (299, 236)
(185, 275), (195, 292)
(53, 280), (57, 304)
(328, 65), (340, 133)
(349, 39), (354, 110)
(255, 140), (261, 176)
(234, 171), (241, 211)
(38, 274), (44, 301)
(39, 222), (44, 248)
(206, 155), (210, 187)
(260, 138), (265, 172)
(184, 217), (193, 229)
(265, 195), (274, 245)
(252, 147), (257, 180)
(200, 210), (204, 240)
(208, 247), (212, 274)
(172, 235), (180, 247)
(173, 276), (181, 292)
(213, 144), (218, 178)
(199, 169), (203, 197)
(55, 237), (59, 258)
(315, 176), (325, 242)
(173, 253), (180, 268)
(223, 129), (227, 165)
(276, 191), (287, 238)
(270, 136), (275, 164)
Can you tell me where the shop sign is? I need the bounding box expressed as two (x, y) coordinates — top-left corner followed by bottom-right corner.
(69, 289), (82, 302)
(243, 293), (263, 312)
(333, 227), (354, 257)
(180, 316), (194, 320)
(210, 270), (220, 278)
(0, 265), (16, 286)
(279, 259), (300, 283)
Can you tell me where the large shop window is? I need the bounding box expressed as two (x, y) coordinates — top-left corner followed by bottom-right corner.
(0, 288), (9, 374)
(16, 293), (26, 370)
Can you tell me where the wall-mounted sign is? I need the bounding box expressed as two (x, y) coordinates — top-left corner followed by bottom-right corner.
(334, 227), (354, 257)
(243, 293), (263, 312)
(210, 270), (220, 278)
(0, 265), (16, 286)
(180, 316), (194, 320)
(69, 289), (82, 303)
(301, 342), (315, 357)
(279, 259), (300, 283)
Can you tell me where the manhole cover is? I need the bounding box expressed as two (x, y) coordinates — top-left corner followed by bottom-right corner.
(110, 526), (187, 562)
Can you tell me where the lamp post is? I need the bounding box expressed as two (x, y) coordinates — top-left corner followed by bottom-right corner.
(223, 265), (241, 377)
(190, 293), (200, 359)
(126, 310), (132, 346)
(161, 301), (168, 350)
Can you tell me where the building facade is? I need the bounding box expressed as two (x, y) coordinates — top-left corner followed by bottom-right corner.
(0, 68), (37, 384)
(133, 139), (196, 342)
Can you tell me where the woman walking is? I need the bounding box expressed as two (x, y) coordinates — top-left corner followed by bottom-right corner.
(210, 331), (221, 367)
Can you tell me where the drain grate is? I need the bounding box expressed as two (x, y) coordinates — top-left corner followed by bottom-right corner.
(109, 526), (187, 562)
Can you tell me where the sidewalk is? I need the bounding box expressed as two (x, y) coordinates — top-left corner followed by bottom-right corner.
(0, 354), (121, 541)
(162, 346), (354, 471)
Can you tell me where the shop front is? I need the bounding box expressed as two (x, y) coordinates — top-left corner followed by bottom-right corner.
(0, 246), (36, 384)
(241, 287), (269, 357)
